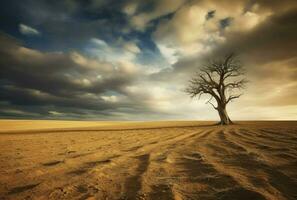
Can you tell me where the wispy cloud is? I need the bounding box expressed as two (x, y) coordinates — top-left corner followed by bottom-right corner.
(19, 24), (40, 36)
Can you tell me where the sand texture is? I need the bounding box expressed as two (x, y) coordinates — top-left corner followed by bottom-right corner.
(0, 121), (297, 200)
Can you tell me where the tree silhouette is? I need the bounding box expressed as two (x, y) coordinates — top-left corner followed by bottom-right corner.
(185, 53), (247, 125)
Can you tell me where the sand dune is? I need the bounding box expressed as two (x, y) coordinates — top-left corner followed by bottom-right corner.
(0, 121), (297, 200)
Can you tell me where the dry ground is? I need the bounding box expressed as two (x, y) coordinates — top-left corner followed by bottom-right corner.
(0, 120), (297, 200)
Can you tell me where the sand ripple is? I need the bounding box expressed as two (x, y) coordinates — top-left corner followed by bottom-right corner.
(0, 121), (296, 199)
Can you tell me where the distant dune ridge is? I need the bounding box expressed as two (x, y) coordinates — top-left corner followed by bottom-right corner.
(0, 120), (297, 199)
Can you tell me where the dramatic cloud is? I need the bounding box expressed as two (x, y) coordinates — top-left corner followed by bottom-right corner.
(0, 33), (163, 119)
(0, 0), (297, 120)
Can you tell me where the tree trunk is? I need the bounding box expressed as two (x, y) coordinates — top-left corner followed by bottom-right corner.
(217, 105), (231, 125)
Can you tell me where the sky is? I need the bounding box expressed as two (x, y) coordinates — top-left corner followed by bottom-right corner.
(0, 0), (296, 120)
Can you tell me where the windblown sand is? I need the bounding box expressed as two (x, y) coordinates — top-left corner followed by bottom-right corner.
(0, 121), (296, 200)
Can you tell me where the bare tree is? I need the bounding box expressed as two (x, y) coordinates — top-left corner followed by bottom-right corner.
(185, 53), (247, 125)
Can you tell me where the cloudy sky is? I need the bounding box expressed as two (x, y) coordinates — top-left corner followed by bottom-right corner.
(0, 0), (296, 120)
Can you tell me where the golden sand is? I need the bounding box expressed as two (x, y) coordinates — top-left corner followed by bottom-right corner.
(0, 121), (296, 199)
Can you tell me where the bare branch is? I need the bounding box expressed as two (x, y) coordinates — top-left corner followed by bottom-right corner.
(225, 78), (248, 89)
(206, 96), (217, 110)
(185, 53), (247, 125)
(200, 70), (219, 87)
(185, 53), (247, 114)
(226, 94), (242, 103)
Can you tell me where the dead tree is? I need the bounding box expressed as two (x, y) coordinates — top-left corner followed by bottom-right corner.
(185, 53), (247, 125)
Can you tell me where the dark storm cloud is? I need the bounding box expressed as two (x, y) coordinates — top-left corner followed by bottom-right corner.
(165, 6), (297, 76)
(9, 0), (177, 49)
(213, 8), (297, 65)
(0, 0), (169, 71)
(0, 0), (297, 120)
(0, 0), (130, 50)
(0, 0), (179, 119)
(0, 32), (156, 119)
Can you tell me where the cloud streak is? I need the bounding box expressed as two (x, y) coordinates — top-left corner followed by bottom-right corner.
(19, 24), (40, 35)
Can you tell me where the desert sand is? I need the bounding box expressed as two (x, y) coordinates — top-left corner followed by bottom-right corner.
(0, 120), (297, 200)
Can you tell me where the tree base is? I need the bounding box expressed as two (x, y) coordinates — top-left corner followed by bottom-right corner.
(216, 120), (234, 125)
